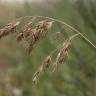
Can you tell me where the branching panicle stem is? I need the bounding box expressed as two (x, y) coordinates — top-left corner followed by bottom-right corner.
(18, 15), (96, 49)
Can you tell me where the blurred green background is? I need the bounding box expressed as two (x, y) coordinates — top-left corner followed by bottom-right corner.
(0, 0), (96, 96)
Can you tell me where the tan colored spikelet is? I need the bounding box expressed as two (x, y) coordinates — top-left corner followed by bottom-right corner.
(26, 42), (33, 54)
(16, 19), (34, 42)
(16, 17), (36, 42)
(32, 71), (41, 84)
(25, 30), (37, 53)
(42, 56), (52, 71)
(25, 20), (53, 54)
(52, 32), (62, 40)
(0, 21), (20, 39)
(53, 39), (71, 72)
(21, 22), (33, 38)
(35, 20), (54, 37)
(16, 32), (23, 42)
(57, 39), (71, 63)
(32, 56), (51, 84)
(21, 17), (36, 37)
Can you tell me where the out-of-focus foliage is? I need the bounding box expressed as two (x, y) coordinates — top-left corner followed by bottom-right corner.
(0, 0), (96, 96)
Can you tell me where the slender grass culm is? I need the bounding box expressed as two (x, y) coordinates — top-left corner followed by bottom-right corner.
(0, 16), (96, 84)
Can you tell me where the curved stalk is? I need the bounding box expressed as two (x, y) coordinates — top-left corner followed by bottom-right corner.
(18, 15), (96, 49)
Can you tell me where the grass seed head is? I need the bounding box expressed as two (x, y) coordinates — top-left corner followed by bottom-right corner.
(0, 21), (20, 39)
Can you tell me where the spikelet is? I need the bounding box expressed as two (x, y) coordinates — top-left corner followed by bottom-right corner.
(32, 56), (51, 84)
(0, 21), (20, 39)
(16, 17), (36, 42)
(16, 33), (23, 42)
(34, 20), (53, 37)
(41, 55), (52, 71)
(53, 39), (71, 72)
(22, 22), (34, 38)
(52, 32), (62, 40)
(26, 20), (53, 53)
(25, 29), (38, 53)
(16, 22), (33, 42)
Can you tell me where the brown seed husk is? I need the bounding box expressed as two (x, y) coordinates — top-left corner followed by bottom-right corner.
(25, 20), (53, 53)
(0, 21), (20, 39)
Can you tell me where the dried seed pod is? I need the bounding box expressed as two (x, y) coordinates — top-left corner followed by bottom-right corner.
(0, 21), (20, 38)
